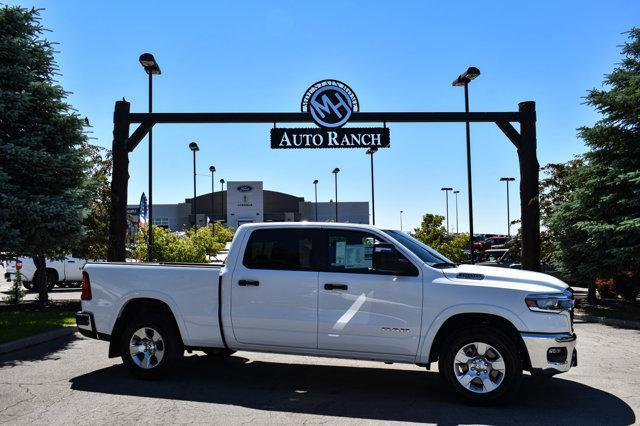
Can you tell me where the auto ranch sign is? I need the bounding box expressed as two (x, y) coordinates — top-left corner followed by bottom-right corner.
(270, 80), (390, 149)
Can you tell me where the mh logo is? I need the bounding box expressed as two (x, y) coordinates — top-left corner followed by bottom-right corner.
(301, 80), (359, 128)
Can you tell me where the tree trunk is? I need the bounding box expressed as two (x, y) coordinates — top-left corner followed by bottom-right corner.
(33, 255), (49, 305)
(587, 281), (597, 303)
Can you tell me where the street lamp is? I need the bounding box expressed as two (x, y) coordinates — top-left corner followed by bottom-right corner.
(452, 66), (480, 263)
(219, 178), (226, 225)
(139, 53), (161, 261)
(313, 179), (319, 221)
(453, 190), (460, 234)
(209, 165), (216, 234)
(441, 187), (453, 233)
(332, 168), (340, 222)
(366, 147), (378, 225)
(400, 210), (404, 231)
(500, 177), (516, 237)
(189, 142), (199, 227)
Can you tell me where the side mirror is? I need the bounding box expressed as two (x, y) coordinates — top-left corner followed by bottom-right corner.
(372, 243), (416, 275)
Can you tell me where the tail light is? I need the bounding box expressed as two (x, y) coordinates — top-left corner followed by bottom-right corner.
(15, 260), (22, 270)
(81, 271), (92, 301)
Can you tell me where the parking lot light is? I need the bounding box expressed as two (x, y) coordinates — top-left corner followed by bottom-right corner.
(189, 142), (199, 226)
(332, 168), (340, 222)
(441, 187), (453, 233)
(452, 66), (480, 263)
(500, 177), (516, 237)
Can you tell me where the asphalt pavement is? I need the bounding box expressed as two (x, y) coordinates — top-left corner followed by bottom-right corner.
(0, 322), (637, 425)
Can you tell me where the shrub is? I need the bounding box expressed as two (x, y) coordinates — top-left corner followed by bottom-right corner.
(131, 224), (235, 263)
(3, 270), (26, 304)
(594, 278), (616, 299)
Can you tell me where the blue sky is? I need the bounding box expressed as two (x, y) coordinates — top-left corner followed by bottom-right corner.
(10, 0), (639, 232)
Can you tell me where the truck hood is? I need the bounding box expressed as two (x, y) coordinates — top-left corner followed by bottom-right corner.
(440, 263), (568, 294)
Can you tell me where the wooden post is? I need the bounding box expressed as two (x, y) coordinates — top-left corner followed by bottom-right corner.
(107, 101), (131, 261)
(517, 101), (541, 271)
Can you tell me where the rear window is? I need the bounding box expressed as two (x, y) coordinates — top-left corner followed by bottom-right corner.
(243, 228), (320, 271)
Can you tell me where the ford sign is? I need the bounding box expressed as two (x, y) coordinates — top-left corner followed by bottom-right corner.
(237, 185), (252, 192)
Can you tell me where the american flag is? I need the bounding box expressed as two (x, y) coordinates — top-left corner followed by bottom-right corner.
(138, 192), (148, 229)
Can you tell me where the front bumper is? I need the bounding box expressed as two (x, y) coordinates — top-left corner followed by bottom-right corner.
(521, 332), (577, 376)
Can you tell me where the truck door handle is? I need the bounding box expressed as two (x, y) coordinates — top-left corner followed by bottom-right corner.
(324, 283), (348, 290)
(238, 280), (259, 287)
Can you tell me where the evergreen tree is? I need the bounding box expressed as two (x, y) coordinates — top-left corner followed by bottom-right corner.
(3, 270), (26, 304)
(0, 7), (90, 304)
(550, 29), (640, 301)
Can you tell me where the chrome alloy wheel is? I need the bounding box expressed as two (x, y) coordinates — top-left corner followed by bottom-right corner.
(129, 327), (165, 369)
(453, 342), (506, 393)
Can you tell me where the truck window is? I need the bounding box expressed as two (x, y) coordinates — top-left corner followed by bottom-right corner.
(326, 229), (387, 274)
(243, 228), (320, 271)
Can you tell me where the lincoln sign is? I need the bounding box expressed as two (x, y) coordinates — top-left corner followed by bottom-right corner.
(270, 79), (390, 149)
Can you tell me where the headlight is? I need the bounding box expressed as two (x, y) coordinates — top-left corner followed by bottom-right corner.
(525, 290), (574, 313)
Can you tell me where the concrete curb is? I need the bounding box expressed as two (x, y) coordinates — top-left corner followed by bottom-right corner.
(0, 326), (77, 355)
(575, 314), (640, 331)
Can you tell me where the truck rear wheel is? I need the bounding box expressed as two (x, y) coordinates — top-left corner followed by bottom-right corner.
(438, 326), (522, 404)
(120, 314), (182, 379)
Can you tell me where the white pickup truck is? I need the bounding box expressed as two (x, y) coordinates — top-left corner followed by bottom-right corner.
(77, 223), (576, 403)
(4, 256), (86, 290)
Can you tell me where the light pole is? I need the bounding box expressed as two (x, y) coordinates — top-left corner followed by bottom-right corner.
(366, 147), (377, 225)
(441, 187), (453, 233)
(453, 66), (480, 263)
(453, 190), (460, 234)
(189, 142), (199, 227)
(400, 210), (404, 231)
(313, 179), (319, 221)
(500, 177), (516, 237)
(209, 165), (216, 234)
(219, 178), (226, 225)
(332, 168), (340, 222)
(139, 53), (161, 261)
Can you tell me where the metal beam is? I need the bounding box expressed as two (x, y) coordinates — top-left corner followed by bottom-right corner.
(127, 111), (522, 125)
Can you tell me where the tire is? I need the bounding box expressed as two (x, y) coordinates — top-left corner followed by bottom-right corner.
(46, 269), (58, 289)
(120, 313), (183, 379)
(438, 326), (522, 404)
(22, 281), (33, 291)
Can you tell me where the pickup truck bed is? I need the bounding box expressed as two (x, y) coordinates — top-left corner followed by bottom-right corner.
(84, 262), (225, 349)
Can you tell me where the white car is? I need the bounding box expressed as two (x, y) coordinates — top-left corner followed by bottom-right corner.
(4, 256), (86, 290)
(77, 223), (576, 404)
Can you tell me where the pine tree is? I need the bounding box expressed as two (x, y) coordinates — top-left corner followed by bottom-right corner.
(0, 7), (90, 304)
(3, 270), (26, 304)
(550, 29), (640, 301)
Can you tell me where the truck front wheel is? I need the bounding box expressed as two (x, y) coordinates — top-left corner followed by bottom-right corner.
(438, 326), (522, 404)
(120, 314), (182, 379)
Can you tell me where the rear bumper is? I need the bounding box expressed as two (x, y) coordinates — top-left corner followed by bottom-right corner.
(521, 332), (577, 376)
(76, 311), (109, 341)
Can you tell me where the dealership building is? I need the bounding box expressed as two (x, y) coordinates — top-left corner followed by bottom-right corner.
(128, 181), (369, 231)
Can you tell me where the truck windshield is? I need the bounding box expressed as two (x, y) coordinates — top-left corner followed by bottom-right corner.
(382, 230), (456, 268)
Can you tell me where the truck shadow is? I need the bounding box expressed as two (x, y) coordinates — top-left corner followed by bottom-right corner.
(69, 353), (635, 425)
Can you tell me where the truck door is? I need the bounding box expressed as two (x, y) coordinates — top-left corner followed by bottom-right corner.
(318, 229), (423, 356)
(65, 256), (85, 281)
(230, 228), (321, 349)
